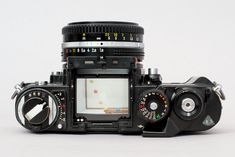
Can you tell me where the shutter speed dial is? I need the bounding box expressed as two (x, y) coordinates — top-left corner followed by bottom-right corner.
(16, 89), (58, 131)
(138, 90), (170, 122)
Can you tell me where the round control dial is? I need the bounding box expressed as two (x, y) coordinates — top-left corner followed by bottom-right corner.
(23, 97), (50, 125)
(16, 88), (58, 131)
(138, 90), (169, 122)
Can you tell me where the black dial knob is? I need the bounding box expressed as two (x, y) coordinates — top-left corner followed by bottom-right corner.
(138, 89), (170, 122)
(16, 89), (58, 131)
(23, 97), (50, 125)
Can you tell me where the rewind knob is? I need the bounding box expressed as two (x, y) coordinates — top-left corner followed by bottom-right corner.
(138, 89), (169, 122)
(16, 88), (58, 131)
(23, 97), (50, 125)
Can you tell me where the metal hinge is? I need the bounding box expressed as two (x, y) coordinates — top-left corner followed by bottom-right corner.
(213, 82), (225, 100)
(11, 82), (24, 100)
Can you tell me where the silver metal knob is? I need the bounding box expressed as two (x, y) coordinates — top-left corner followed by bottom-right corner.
(148, 68), (158, 75)
(150, 102), (158, 110)
(181, 98), (196, 112)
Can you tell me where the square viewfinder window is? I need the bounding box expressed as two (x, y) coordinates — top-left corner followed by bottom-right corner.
(76, 78), (129, 114)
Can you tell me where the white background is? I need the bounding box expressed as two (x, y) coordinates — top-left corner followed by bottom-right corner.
(0, 0), (234, 157)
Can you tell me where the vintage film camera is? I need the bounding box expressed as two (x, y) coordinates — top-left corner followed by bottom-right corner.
(12, 21), (225, 137)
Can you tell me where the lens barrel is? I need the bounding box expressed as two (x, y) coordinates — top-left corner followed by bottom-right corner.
(62, 21), (144, 62)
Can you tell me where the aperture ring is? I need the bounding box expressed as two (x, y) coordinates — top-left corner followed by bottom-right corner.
(61, 47), (144, 62)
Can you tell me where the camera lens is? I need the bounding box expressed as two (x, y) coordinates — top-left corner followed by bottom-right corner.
(62, 21), (144, 62)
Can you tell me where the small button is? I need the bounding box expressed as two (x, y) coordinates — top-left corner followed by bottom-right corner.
(57, 123), (63, 129)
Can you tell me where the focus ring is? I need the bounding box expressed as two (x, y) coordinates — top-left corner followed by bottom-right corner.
(62, 21), (144, 35)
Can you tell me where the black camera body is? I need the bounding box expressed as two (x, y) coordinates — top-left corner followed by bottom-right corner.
(12, 22), (224, 137)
